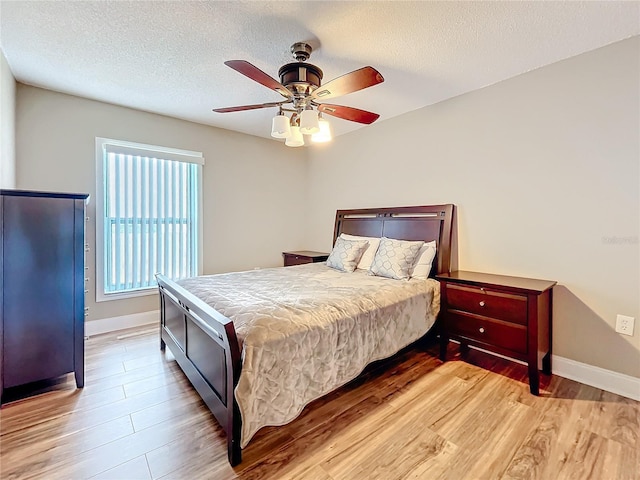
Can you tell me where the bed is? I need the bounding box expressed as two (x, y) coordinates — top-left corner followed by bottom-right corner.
(156, 204), (455, 465)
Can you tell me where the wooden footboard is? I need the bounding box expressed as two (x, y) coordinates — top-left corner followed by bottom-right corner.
(156, 274), (243, 465)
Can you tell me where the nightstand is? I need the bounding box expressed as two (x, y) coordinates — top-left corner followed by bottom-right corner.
(282, 250), (329, 267)
(436, 271), (556, 395)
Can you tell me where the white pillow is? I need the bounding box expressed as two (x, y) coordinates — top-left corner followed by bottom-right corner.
(339, 233), (381, 270)
(370, 237), (424, 280)
(410, 241), (437, 279)
(326, 237), (369, 273)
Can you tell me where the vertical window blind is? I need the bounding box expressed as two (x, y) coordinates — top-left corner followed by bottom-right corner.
(100, 141), (202, 296)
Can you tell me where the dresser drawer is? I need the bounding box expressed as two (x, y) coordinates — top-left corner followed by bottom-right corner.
(447, 311), (528, 354)
(284, 254), (311, 266)
(446, 284), (527, 325)
(283, 251), (329, 267)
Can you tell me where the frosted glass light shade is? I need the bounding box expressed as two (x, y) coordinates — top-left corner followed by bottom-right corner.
(285, 126), (304, 147)
(311, 118), (332, 143)
(299, 109), (320, 134)
(271, 114), (291, 138)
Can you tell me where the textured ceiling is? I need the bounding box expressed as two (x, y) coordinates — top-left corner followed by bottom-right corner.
(1, 1), (638, 142)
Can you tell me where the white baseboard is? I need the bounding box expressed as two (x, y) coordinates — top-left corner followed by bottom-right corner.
(85, 310), (159, 337)
(553, 355), (640, 401)
(452, 341), (639, 401)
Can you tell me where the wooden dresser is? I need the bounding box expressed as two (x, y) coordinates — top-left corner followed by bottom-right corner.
(282, 250), (329, 267)
(0, 190), (89, 404)
(436, 271), (556, 395)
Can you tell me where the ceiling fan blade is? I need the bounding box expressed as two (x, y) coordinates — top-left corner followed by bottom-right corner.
(311, 66), (384, 101)
(317, 104), (380, 124)
(213, 101), (287, 113)
(225, 60), (292, 99)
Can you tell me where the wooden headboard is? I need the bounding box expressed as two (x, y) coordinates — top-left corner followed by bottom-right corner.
(333, 204), (455, 276)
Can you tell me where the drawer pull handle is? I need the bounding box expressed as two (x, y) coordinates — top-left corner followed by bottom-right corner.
(479, 327), (485, 333)
(479, 301), (486, 307)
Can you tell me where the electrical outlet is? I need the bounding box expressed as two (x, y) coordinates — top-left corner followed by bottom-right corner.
(615, 314), (635, 336)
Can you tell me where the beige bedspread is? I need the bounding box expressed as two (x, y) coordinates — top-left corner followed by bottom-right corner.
(178, 263), (440, 448)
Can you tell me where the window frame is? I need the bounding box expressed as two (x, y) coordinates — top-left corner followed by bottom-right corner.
(95, 137), (204, 302)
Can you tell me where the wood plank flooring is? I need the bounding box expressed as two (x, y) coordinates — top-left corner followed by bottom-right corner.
(0, 326), (638, 479)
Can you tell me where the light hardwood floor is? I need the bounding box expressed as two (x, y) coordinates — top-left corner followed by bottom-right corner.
(0, 326), (638, 480)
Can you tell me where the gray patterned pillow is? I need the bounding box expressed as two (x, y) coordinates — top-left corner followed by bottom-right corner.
(326, 237), (368, 272)
(370, 237), (424, 280)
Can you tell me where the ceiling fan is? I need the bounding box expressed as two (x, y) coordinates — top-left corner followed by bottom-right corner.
(213, 42), (384, 145)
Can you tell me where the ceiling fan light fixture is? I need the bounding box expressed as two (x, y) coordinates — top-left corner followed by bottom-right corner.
(285, 126), (304, 147)
(312, 117), (332, 143)
(299, 109), (320, 134)
(271, 112), (291, 138)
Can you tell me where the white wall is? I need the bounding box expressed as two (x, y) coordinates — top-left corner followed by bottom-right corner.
(0, 48), (16, 188)
(15, 86), (308, 322)
(306, 37), (640, 378)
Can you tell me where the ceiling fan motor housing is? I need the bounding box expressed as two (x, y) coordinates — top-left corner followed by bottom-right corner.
(278, 62), (324, 96)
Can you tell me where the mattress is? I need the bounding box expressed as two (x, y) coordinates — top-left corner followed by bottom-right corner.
(177, 262), (440, 447)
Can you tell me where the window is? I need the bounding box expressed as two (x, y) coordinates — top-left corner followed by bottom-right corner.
(96, 138), (203, 301)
